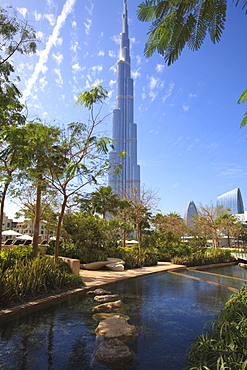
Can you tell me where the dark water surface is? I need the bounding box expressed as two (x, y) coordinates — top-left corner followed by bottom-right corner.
(1, 265), (247, 370)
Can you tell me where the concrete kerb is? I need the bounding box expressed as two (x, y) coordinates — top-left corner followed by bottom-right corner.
(0, 262), (186, 322)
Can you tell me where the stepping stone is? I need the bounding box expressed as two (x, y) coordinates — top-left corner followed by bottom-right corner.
(94, 294), (118, 302)
(92, 300), (123, 313)
(94, 338), (135, 367)
(87, 288), (111, 295)
(95, 314), (138, 342)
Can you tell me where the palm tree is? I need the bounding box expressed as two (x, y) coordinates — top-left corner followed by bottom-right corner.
(90, 186), (121, 219)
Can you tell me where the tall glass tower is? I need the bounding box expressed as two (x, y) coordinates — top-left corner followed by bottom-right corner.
(216, 188), (244, 214)
(108, 0), (140, 198)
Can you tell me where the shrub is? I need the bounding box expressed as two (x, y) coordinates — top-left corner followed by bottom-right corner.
(0, 256), (83, 307)
(187, 285), (247, 369)
(0, 246), (33, 272)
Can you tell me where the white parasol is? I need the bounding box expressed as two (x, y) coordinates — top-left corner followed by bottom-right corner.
(2, 230), (22, 236)
(16, 234), (33, 240)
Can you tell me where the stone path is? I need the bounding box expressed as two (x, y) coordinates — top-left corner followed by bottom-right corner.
(80, 261), (185, 289)
(0, 262), (185, 321)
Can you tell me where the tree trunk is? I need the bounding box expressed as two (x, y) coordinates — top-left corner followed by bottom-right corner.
(0, 182), (9, 250)
(33, 182), (42, 257)
(54, 198), (67, 261)
(137, 223), (141, 254)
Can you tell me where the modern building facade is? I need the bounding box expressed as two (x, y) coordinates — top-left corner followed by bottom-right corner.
(108, 0), (140, 198)
(184, 201), (198, 226)
(216, 188), (244, 215)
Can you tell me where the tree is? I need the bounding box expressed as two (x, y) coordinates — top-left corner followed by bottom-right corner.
(137, 0), (247, 126)
(0, 6), (36, 129)
(190, 204), (229, 248)
(153, 212), (187, 237)
(124, 186), (159, 252)
(45, 86), (114, 260)
(79, 186), (122, 219)
(218, 212), (238, 247)
(6, 122), (61, 256)
(0, 138), (20, 248)
(15, 186), (59, 240)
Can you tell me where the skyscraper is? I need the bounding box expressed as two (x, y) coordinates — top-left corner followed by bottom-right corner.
(108, 0), (140, 198)
(216, 188), (244, 214)
(184, 201), (198, 226)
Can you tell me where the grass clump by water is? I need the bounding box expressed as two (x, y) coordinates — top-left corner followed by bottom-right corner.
(0, 248), (83, 309)
(187, 284), (247, 369)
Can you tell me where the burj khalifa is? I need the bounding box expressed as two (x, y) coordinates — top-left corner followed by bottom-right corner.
(108, 0), (140, 198)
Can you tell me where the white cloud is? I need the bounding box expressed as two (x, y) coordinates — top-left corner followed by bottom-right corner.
(52, 52), (63, 66)
(92, 78), (103, 86)
(132, 69), (141, 80)
(108, 89), (114, 99)
(183, 105), (189, 111)
(55, 37), (63, 46)
(189, 93), (197, 98)
(156, 64), (164, 73)
(91, 65), (103, 74)
(149, 76), (158, 90)
(72, 63), (84, 72)
(17, 8), (28, 18)
(72, 20), (77, 28)
(135, 55), (142, 65)
(84, 18), (92, 35)
(110, 65), (117, 74)
(109, 50), (116, 58)
(70, 41), (79, 52)
(33, 10), (42, 21)
(39, 76), (47, 91)
(112, 35), (121, 45)
(85, 3), (94, 15)
(21, 0), (76, 103)
(162, 82), (175, 102)
(54, 68), (63, 87)
(44, 13), (56, 26)
(109, 79), (116, 87)
(98, 50), (105, 57)
(36, 31), (45, 42)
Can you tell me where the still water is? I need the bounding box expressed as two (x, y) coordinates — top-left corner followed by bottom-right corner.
(0, 265), (247, 370)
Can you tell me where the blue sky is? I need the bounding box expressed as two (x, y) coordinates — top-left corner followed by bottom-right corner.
(4, 0), (247, 219)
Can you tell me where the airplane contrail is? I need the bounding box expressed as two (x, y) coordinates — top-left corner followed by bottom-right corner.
(21, 0), (77, 103)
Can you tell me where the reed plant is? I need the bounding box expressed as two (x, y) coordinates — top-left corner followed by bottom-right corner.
(187, 285), (247, 369)
(0, 256), (82, 307)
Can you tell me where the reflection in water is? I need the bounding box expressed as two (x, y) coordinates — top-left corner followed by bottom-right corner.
(0, 265), (247, 370)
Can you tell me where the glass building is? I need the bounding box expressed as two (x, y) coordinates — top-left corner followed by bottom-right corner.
(108, 0), (140, 198)
(216, 188), (244, 214)
(184, 201), (198, 226)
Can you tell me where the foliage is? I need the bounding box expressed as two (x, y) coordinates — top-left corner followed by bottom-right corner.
(137, 0), (247, 128)
(189, 205), (233, 248)
(44, 86), (113, 260)
(79, 186), (122, 219)
(153, 212), (187, 237)
(0, 246), (33, 272)
(46, 241), (158, 269)
(171, 248), (233, 267)
(63, 213), (112, 248)
(0, 6), (37, 129)
(0, 255), (82, 307)
(187, 283), (247, 369)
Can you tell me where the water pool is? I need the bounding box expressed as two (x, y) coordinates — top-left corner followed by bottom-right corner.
(0, 265), (247, 370)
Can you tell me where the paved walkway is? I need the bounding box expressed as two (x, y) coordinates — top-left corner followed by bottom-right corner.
(0, 262), (185, 321)
(80, 261), (185, 289)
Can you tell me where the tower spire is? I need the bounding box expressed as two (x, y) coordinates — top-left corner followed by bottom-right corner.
(120, 0), (130, 62)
